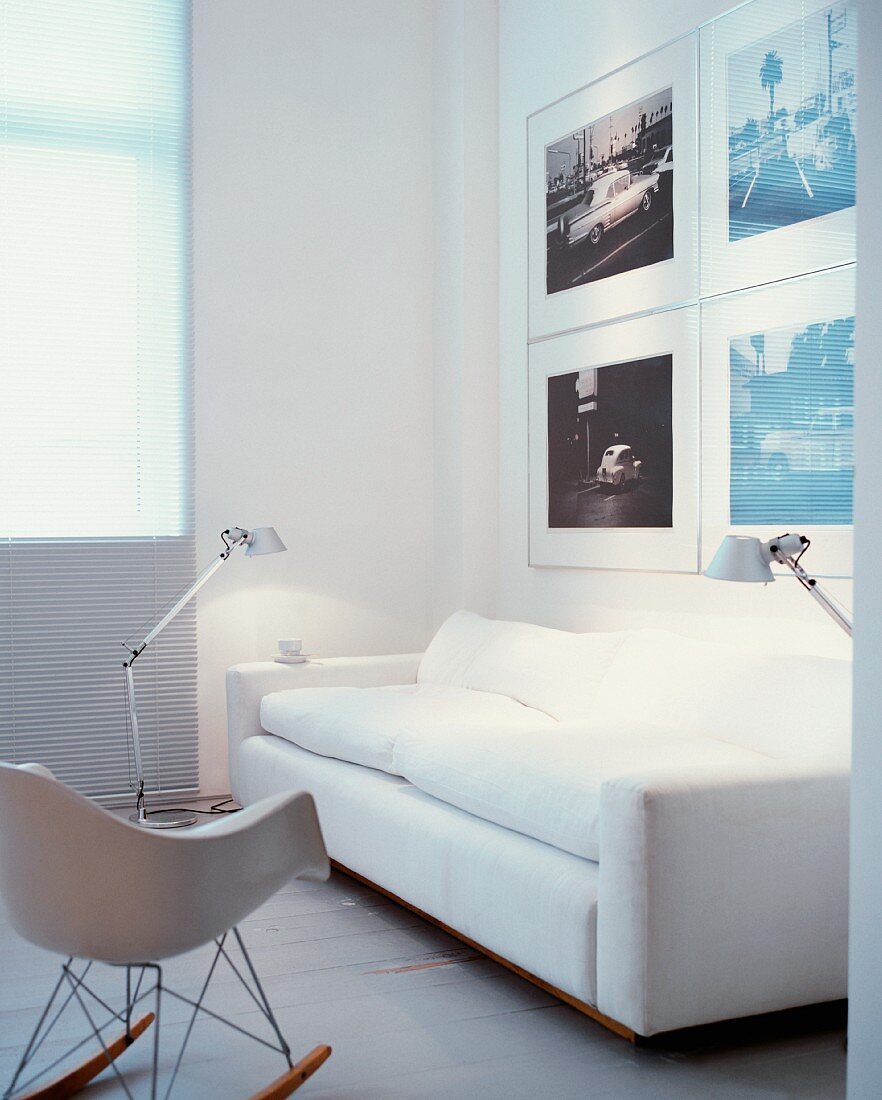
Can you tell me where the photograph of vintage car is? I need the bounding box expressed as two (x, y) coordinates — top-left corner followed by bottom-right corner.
(553, 169), (660, 250)
(727, 2), (855, 242)
(730, 314), (854, 524)
(546, 354), (673, 528)
(545, 87), (674, 295)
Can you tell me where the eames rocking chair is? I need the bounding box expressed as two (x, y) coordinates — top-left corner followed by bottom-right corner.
(0, 763), (332, 1100)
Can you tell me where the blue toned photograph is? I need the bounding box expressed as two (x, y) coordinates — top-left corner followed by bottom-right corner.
(730, 315), (854, 525)
(727, 3), (856, 243)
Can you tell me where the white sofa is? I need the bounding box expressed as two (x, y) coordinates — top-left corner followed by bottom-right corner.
(226, 610), (851, 1039)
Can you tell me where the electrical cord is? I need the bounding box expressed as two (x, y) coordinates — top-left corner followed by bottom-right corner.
(794, 536), (811, 568)
(143, 798), (242, 819)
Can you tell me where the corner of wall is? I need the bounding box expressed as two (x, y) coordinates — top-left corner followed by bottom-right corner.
(431, 0), (500, 626)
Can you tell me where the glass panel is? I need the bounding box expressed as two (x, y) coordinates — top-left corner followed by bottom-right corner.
(730, 314), (854, 525)
(726, 6), (856, 243)
(700, 0), (857, 297)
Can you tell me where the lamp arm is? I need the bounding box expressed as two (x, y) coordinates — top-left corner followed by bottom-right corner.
(124, 532), (248, 658)
(121, 529), (248, 822)
(770, 547), (853, 637)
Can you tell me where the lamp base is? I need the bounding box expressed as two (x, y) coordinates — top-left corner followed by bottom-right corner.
(129, 807), (198, 829)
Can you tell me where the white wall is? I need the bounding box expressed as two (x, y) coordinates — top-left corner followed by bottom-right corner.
(847, 0), (882, 1092)
(188, 0), (880, 1075)
(497, 0), (852, 654)
(431, 0), (499, 624)
(192, 0), (435, 793)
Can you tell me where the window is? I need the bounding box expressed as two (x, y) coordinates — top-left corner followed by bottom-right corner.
(0, 1), (196, 799)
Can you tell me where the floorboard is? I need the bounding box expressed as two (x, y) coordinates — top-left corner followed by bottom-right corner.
(0, 870), (847, 1098)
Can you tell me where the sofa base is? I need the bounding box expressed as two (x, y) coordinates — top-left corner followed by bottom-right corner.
(634, 998), (848, 1050)
(330, 859), (636, 1043)
(332, 860), (849, 1050)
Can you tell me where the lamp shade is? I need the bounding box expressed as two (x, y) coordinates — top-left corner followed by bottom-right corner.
(704, 535), (775, 583)
(245, 526), (287, 557)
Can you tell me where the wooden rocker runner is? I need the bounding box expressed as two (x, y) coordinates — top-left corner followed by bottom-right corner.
(0, 763), (333, 1099)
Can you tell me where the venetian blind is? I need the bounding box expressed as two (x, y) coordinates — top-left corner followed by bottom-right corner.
(0, 0), (197, 800)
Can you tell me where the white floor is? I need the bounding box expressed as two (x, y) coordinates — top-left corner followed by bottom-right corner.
(0, 870), (846, 1099)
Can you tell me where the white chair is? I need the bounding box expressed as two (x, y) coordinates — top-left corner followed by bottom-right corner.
(0, 762), (332, 1100)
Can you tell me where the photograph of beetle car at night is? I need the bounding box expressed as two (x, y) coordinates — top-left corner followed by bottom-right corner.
(545, 88), (673, 295)
(546, 354), (673, 529)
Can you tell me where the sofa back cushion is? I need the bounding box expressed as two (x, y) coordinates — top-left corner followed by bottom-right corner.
(592, 628), (851, 759)
(418, 610), (627, 721)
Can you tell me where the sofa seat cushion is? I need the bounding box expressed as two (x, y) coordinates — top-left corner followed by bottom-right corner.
(259, 683), (556, 774)
(391, 722), (771, 861)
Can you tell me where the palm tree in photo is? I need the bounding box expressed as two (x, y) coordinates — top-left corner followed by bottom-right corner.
(760, 49), (784, 120)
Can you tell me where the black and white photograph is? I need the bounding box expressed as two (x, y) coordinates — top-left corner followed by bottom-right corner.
(727, 2), (855, 242)
(529, 35), (697, 338)
(530, 308), (697, 570)
(545, 88), (674, 294)
(546, 355), (673, 529)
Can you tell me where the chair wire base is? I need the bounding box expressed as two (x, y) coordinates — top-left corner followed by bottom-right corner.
(3, 928), (294, 1100)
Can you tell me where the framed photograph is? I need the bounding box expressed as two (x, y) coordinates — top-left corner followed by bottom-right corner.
(527, 33), (698, 340)
(529, 307), (699, 571)
(701, 266), (854, 578)
(700, 0), (856, 297)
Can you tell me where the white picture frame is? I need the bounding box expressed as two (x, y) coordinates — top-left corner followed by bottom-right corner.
(527, 33), (699, 340)
(701, 266), (855, 579)
(529, 307), (699, 572)
(699, 0), (857, 298)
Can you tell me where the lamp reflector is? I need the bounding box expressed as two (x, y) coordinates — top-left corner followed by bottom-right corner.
(705, 535), (775, 583)
(245, 526), (287, 556)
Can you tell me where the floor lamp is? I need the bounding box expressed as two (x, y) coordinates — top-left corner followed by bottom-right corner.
(705, 532), (852, 636)
(123, 525), (287, 828)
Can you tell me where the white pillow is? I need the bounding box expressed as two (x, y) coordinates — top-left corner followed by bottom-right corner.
(592, 628), (851, 759)
(418, 610), (628, 721)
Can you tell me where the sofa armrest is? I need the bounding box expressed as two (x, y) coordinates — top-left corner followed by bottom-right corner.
(226, 653), (422, 798)
(596, 758), (849, 1036)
